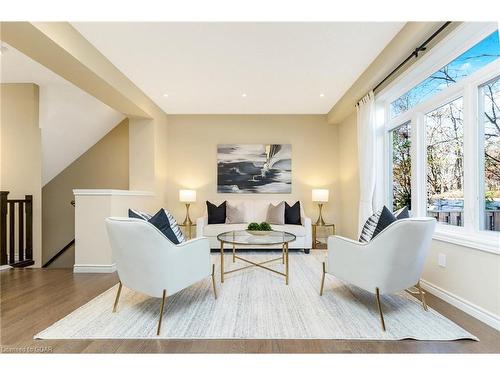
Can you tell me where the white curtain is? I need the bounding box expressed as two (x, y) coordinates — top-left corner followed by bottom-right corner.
(356, 91), (376, 236)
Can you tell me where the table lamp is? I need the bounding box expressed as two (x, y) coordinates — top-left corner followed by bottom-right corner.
(312, 189), (329, 226)
(179, 189), (196, 225)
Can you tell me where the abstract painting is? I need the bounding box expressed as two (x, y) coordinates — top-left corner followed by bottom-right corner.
(217, 144), (292, 193)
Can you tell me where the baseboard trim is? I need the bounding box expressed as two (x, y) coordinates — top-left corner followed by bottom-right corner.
(420, 279), (500, 331)
(73, 263), (116, 274)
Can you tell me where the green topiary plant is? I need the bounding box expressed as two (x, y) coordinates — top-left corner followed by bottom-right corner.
(247, 222), (260, 230)
(259, 222), (272, 231)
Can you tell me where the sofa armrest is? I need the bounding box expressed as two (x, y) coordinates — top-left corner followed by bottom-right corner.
(302, 216), (312, 249)
(196, 216), (206, 238)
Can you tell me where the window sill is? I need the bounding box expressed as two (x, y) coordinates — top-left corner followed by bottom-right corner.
(433, 227), (500, 255)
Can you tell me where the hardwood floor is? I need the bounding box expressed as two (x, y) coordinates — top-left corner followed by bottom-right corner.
(1, 268), (499, 353)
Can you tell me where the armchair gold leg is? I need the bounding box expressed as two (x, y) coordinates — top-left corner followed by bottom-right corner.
(211, 264), (217, 299)
(320, 262), (326, 296)
(157, 290), (167, 336)
(375, 287), (386, 331)
(112, 281), (122, 312)
(417, 281), (428, 311)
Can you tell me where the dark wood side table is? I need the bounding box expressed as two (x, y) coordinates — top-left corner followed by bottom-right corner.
(312, 223), (335, 249)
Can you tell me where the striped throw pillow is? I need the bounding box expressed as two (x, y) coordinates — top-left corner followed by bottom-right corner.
(358, 210), (382, 243)
(164, 210), (186, 243)
(128, 209), (152, 220)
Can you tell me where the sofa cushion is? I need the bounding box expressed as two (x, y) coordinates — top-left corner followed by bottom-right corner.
(203, 223), (305, 237)
(207, 201), (226, 224)
(285, 201), (302, 225)
(203, 223), (248, 237)
(269, 224), (305, 237)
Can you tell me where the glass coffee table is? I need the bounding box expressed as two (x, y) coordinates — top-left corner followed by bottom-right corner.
(217, 230), (296, 285)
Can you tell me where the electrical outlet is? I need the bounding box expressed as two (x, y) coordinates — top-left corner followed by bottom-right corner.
(438, 253), (447, 268)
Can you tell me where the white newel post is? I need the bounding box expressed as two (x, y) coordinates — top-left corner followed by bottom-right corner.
(73, 189), (156, 273)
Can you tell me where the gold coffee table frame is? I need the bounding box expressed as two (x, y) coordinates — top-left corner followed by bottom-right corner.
(217, 230), (296, 285)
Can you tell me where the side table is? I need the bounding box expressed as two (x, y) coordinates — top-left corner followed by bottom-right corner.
(312, 223), (335, 249)
(179, 223), (196, 240)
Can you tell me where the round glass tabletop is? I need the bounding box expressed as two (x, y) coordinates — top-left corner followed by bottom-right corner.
(217, 230), (296, 245)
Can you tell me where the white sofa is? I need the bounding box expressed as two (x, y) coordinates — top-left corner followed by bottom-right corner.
(196, 200), (312, 252)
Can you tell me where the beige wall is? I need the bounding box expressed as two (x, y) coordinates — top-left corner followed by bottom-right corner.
(166, 115), (339, 225)
(423, 241), (500, 317)
(42, 119), (129, 267)
(336, 112), (359, 239)
(0, 83), (42, 267)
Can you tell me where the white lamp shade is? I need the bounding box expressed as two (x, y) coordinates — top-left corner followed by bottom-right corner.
(179, 189), (196, 203)
(312, 189), (329, 202)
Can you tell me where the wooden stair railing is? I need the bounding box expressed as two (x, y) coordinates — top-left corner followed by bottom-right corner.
(1, 191), (34, 267)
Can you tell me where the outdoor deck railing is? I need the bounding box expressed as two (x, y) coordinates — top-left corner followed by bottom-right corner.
(427, 209), (500, 231)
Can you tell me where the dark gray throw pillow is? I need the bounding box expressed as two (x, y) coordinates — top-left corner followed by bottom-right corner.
(371, 206), (398, 240)
(285, 201), (301, 225)
(394, 206), (410, 219)
(207, 201), (226, 224)
(148, 209), (180, 244)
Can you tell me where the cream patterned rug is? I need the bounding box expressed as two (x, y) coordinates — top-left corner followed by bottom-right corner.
(35, 251), (477, 340)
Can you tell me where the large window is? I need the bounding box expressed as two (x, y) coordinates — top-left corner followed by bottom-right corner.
(480, 76), (500, 231)
(381, 24), (500, 252)
(391, 31), (500, 118)
(390, 122), (411, 211)
(425, 98), (464, 226)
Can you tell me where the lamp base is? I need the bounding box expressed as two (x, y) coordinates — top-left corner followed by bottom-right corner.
(315, 203), (326, 226)
(182, 203), (193, 226)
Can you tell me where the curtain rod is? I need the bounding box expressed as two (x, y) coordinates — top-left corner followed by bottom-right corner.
(372, 21), (452, 93)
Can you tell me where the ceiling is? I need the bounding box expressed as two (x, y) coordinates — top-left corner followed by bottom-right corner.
(1, 43), (124, 185)
(72, 22), (405, 114)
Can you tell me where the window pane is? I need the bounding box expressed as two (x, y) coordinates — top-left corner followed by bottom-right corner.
(425, 97), (464, 226)
(481, 76), (500, 231)
(391, 122), (411, 211)
(391, 31), (500, 118)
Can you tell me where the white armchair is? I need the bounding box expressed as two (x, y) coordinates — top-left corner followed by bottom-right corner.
(320, 218), (436, 331)
(105, 217), (216, 335)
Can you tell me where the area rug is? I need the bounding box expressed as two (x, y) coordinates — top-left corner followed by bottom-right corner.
(35, 251), (477, 341)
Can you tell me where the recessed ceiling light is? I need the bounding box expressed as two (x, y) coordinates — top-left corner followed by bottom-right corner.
(319, 93), (325, 98)
(241, 93), (247, 98)
(163, 93), (169, 98)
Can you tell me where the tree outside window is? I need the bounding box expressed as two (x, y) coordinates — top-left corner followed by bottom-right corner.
(425, 98), (464, 227)
(482, 76), (500, 231)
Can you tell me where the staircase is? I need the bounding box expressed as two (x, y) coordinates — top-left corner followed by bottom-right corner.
(0, 191), (34, 267)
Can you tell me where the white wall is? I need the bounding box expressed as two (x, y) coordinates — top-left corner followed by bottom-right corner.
(73, 189), (157, 273)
